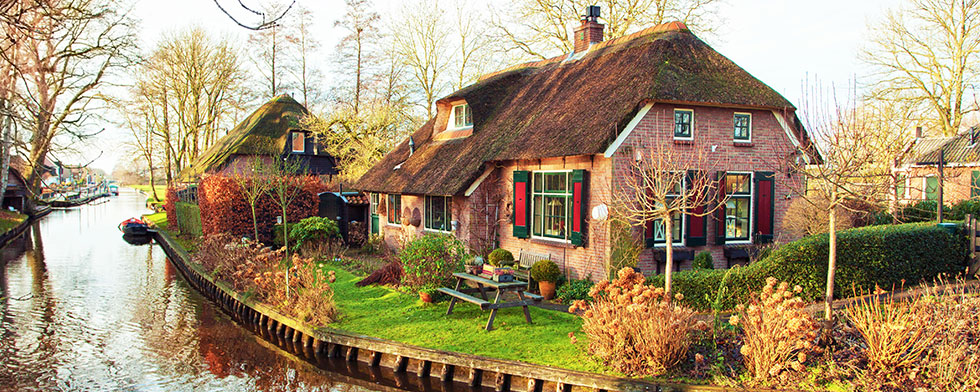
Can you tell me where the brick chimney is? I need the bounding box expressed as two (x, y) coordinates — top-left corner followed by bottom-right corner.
(573, 5), (604, 53)
(915, 126), (923, 139)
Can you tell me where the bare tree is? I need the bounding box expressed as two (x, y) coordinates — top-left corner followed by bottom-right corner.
(115, 89), (161, 200)
(451, 3), (494, 90)
(334, 0), (380, 115)
(290, 5), (322, 109)
(263, 155), (307, 300)
(248, 1), (296, 98)
(490, 0), (723, 61)
(230, 156), (272, 241)
(615, 138), (727, 299)
(212, 0), (295, 31)
(390, 0), (451, 119)
(863, 0), (980, 137)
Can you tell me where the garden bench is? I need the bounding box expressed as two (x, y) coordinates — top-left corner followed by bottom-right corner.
(513, 249), (551, 281)
(442, 272), (541, 331)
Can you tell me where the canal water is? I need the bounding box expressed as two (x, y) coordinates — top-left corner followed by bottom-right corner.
(0, 189), (380, 391)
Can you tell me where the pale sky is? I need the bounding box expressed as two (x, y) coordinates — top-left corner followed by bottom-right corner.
(93, 0), (895, 173)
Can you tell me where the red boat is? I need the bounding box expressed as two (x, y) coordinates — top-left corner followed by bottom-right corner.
(118, 217), (150, 236)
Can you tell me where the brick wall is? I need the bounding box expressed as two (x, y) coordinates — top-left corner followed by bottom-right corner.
(900, 166), (979, 204)
(613, 103), (805, 270)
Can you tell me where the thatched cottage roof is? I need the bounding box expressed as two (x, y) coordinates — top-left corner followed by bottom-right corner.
(181, 94), (308, 181)
(355, 22), (811, 196)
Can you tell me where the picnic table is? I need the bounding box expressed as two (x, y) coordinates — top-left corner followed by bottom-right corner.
(438, 272), (543, 331)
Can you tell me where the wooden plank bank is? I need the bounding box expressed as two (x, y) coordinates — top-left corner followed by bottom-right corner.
(153, 230), (752, 392)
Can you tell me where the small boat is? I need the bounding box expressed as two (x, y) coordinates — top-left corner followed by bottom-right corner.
(109, 185), (119, 196)
(118, 217), (150, 236)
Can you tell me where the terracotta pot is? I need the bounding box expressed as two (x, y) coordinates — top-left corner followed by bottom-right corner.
(539, 281), (556, 300)
(419, 292), (433, 303)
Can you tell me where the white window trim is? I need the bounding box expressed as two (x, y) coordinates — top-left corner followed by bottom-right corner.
(291, 131), (306, 153)
(447, 103), (474, 131)
(725, 171), (754, 245)
(673, 108), (694, 141)
(423, 195), (453, 233)
(652, 175), (686, 247)
(386, 194), (402, 227)
(530, 169), (573, 243)
(733, 112), (752, 143)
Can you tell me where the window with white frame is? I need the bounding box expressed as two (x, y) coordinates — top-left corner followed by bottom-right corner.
(370, 193), (380, 215)
(733, 113), (751, 141)
(425, 195), (452, 231)
(724, 173), (752, 241)
(532, 171), (571, 240)
(651, 177), (684, 245)
(291, 131), (305, 153)
(674, 109), (693, 139)
(386, 194), (401, 224)
(449, 103), (473, 129)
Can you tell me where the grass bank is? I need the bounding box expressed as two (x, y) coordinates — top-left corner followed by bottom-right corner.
(130, 184), (166, 203)
(0, 210), (27, 235)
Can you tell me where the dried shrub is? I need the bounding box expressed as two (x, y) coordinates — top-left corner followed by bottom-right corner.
(730, 277), (819, 383)
(356, 261), (403, 287)
(348, 221), (367, 247)
(569, 267), (705, 376)
(843, 286), (939, 374)
(920, 284), (980, 389)
(193, 233), (337, 326)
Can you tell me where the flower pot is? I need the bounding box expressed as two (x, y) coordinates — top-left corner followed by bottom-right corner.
(539, 281), (556, 300)
(466, 264), (482, 274)
(419, 292), (433, 303)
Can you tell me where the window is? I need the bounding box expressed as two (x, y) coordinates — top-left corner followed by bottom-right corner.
(291, 131), (305, 153)
(651, 177), (684, 245)
(925, 176), (939, 200)
(674, 109), (693, 139)
(450, 104), (473, 129)
(724, 173), (752, 242)
(896, 174), (907, 200)
(370, 193), (380, 215)
(425, 195), (452, 231)
(973, 171), (980, 198)
(386, 194), (401, 224)
(734, 113), (751, 141)
(532, 171), (571, 240)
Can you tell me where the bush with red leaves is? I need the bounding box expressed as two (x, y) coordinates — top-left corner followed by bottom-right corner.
(356, 261), (403, 287)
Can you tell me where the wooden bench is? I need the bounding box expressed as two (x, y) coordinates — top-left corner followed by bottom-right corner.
(513, 249), (551, 281)
(437, 288), (490, 310)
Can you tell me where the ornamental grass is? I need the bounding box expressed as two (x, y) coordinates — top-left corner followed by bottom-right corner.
(730, 277), (819, 383)
(569, 267), (706, 376)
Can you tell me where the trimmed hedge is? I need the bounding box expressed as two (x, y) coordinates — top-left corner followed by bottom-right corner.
(647, 222), (969, 311)
(174, 202), (203, 237)
(197, 175), (327, 243)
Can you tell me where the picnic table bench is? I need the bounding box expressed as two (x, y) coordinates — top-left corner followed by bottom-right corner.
(438, 272), (543, 331)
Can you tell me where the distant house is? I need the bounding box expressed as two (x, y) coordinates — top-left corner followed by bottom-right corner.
(2, 167), (29, 213)
(895, 126), (980, 203)
(355, 13), (819, 280)
(182, 94), (339, 182)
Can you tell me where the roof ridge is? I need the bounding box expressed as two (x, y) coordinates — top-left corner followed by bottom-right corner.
(476, 21), (690, 82)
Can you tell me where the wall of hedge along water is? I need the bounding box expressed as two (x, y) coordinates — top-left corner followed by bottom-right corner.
(174, 201), (203, 237)
(647, 222), (969, 311)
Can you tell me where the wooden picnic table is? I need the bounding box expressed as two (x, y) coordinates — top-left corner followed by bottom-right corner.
(438, 272), (543, 331)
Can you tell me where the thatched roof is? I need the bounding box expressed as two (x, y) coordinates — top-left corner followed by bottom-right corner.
(907, 127), (980, 165)
(181, 94), (308, 181)
(355, 22), (811, 196)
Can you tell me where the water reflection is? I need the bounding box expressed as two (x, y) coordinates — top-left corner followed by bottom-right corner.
(0, 190), (378, 391)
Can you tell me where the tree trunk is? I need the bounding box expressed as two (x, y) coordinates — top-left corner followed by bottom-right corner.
(824, 203), (838, 327)
(664, 215), (674, 302)
(0, 103), (11, 204)
(251, 203), (259, 241)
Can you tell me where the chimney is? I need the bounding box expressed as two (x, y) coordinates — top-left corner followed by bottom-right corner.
(573, 5), (604, 53)
(915, 126), (923, 139)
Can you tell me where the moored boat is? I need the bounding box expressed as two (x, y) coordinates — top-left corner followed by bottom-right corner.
(118, 218), (150, 236)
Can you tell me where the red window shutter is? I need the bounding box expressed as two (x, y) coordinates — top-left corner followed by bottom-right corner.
(571, 169), (586, 246)
(754, 171), (775, 243)
(715, 171), (727, 244)
(686, 171), (707, 246)
(513, 171), (530, 238)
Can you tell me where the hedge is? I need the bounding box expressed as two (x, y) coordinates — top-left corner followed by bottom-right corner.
(647, 222), (969, 311)
(174, 202), (203, 237)
(197, 175), (327, 243)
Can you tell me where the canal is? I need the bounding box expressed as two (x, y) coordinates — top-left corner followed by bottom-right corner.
(0, 189), (381, 391)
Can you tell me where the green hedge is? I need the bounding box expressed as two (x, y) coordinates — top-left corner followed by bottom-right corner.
(647, 222), (968, 311)
(174, 202), (202, 237)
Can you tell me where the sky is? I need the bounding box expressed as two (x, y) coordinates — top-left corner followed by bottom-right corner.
(93, 0), (895, 173)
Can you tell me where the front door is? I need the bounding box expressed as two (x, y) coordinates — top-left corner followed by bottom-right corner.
(370, 193), (380, 234)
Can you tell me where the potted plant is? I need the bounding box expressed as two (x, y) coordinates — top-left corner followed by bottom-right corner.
(419, 288), (435, 303)
(484, 249), (515, 282)
(531, 259), (561, 300)
(465, 255), (484, 274)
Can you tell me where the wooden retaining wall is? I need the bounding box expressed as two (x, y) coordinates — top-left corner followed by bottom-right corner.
(153, 230), (753, 392)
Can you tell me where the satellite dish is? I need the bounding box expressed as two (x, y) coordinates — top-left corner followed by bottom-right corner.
(591, 203), (609, 221)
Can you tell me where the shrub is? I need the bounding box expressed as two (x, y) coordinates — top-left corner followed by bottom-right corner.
(174, 201), (203, 237)
(289, 216), (340, 254)
(569, 267), (705, 376)
(347, 221), (367, 247)
(949, 198), (980, 221)
(399, 234), (465, 293)
(843, 287), (938, 373)
(692, 251), (713, 270)
(919, 283), (980, 388)
(898, 200), (941, 223)
(487, 248), (514, 266)
(730, 277), (819, 383)
(646, 222), (968, 311)
(530, 259), (561, 282)
(356, 261), (403, 287)
(362, 234), (383, 254)
(555, 278), (593, 304)
(608, 217), (642, 277)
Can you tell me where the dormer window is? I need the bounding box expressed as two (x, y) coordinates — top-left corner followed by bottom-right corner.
(450, 104), (473, 129)
(291, 131), (305, 153)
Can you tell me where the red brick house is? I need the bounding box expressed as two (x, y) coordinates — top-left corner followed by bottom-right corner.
(355, 16), (819, 280)
(894, 126), (980, 204)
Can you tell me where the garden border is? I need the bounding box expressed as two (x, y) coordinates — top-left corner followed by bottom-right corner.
(153, 229), (782, 392)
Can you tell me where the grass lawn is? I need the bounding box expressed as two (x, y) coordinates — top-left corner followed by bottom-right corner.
(320, 263), (608, 374)
(0, 210), (27, 234)
(130, 184), (166, 202)
(143, 211), (198, 252)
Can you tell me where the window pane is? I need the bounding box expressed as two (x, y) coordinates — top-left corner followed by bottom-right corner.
(464, 105), (473, 126)
(734, 114), (750, 140)
(533, 195), (543, 236)
(674, 110), (692, 137)
(534, 172), (542, 192)
(926, 177), (939, 200)
(725, 197), (750, 240)
(726, 174), (751, 194)
(543, 195), (567, 238)
(544, 173), (567, 193)
(292, 132), (305, 152)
